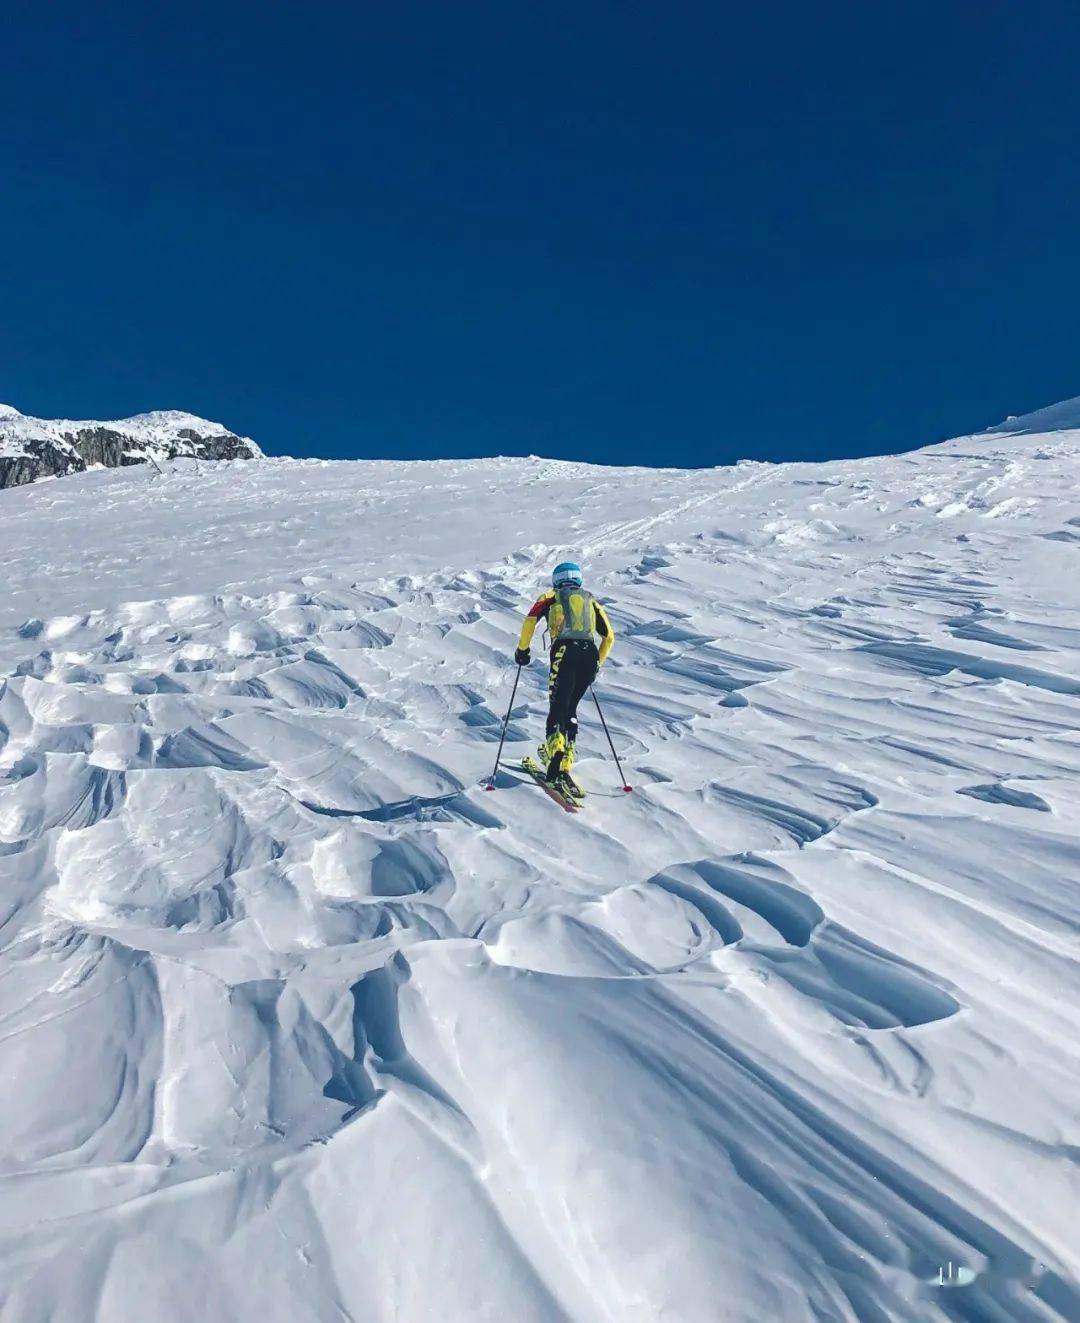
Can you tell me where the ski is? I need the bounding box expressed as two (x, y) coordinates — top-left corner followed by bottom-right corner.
(520, 756), (585, 800)
(518, 757), (581, 812)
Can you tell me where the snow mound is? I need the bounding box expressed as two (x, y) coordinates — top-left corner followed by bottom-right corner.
(0, 409), (1078, 1321)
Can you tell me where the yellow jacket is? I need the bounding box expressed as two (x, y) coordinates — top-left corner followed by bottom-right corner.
(517, 588), (615, 664)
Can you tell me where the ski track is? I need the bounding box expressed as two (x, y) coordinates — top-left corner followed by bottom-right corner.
(0, 426), (1078, 1321)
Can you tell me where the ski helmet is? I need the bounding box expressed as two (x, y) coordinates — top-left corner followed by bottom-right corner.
(552, 561), (583, 588)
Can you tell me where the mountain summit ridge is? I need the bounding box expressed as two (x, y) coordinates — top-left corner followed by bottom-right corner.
(0, 404), (261, 488)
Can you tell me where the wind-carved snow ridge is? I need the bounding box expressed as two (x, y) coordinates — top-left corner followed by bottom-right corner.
(0, 415), (1078, 1321)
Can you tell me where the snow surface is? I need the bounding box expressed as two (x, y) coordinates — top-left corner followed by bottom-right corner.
(0, 404), (261, 460)
(0, 414), (1078, 1321)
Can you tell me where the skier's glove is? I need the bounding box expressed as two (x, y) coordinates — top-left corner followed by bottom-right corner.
(514, 647), (531, 667)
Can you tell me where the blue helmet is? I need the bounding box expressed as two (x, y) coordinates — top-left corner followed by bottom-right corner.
(552, 561), (583, 588)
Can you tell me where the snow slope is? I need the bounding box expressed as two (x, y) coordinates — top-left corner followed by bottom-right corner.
(0, 411), (1078, 1321)
(985, 394), (1080, 437)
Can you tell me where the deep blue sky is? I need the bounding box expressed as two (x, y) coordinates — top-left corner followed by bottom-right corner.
(3, 1), (1079, 467)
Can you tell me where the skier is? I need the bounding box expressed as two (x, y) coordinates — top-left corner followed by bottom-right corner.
(514, 560), (614, 795)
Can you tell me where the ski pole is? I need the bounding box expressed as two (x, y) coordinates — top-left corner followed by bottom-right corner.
(485, 663), (523, 790)
(591, 688), (633, 792)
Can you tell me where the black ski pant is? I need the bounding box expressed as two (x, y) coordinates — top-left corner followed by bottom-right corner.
(546, 639), (599, 743)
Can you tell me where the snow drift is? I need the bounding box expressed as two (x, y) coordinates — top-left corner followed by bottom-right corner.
(0, 401), (1077, 1321)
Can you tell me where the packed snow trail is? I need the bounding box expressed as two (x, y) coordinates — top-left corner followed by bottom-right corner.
(0, 411), (1078, 1321)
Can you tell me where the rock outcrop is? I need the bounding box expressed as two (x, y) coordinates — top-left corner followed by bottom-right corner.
(0, 404), (262, 489)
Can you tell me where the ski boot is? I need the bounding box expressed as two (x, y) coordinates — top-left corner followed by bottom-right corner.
(545, 730), (587, 799)
(539, 731), (567, 779)
(553, 740), (587, 799)
(522, 732), (564, 782)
